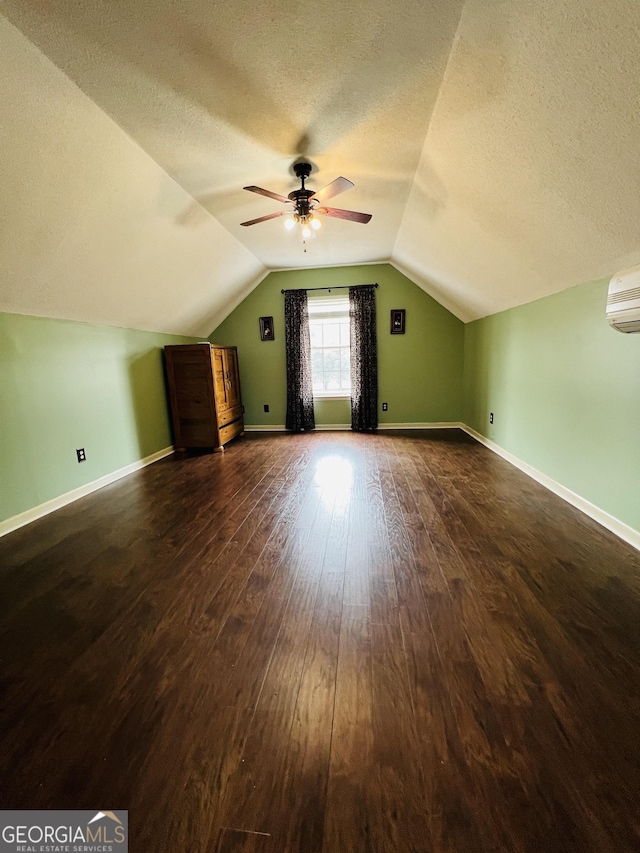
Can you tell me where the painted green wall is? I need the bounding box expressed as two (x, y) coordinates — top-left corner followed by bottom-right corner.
(0, 312), (194, 523)
(463, 278), (640, 532)
(210, 264), (465, 426)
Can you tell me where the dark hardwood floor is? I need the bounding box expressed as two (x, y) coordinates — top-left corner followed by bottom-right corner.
(1, 429), (640, 852)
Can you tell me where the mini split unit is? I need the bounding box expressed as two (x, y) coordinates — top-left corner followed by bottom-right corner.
(607, 263), (640, 333)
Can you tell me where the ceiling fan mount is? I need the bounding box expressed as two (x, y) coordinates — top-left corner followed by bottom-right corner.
(240, 162), (372, 236)
(292, 161), (312, 182)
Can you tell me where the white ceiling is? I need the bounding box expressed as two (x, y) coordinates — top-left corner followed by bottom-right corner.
(3, 0), (640, 331)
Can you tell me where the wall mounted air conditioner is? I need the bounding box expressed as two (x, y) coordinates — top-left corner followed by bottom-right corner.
(607, 264), (640, 332)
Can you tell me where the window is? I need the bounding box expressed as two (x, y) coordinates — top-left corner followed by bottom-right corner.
(308, 295), (351, 398)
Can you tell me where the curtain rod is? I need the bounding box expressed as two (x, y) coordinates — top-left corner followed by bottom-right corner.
(280, 283), (378, 294)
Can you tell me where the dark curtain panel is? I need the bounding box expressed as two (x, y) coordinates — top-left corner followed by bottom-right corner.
(349, 285), (378, 431)
(284, 289), (315, 431)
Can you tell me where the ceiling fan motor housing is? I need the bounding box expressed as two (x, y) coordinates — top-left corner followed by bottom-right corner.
(288, 189), (314, 218)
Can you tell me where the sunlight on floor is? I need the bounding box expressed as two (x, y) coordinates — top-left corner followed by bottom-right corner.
(313, 454), (354, 508)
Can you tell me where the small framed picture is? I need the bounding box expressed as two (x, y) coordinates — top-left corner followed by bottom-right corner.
(390, 309), (406, 334)
(259, 316), (274, 341)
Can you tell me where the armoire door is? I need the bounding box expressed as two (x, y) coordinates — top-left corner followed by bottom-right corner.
(223, 348), (242, 410)
(212, 348), (230, 411)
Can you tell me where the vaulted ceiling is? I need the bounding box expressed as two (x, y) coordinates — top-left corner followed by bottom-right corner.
(2, 0), (640, 335)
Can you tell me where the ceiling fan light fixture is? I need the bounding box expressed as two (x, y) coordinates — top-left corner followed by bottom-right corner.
(242, 163), (371, 242)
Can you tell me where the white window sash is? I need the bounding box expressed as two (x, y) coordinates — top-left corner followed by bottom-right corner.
(308, 295), (351, 398)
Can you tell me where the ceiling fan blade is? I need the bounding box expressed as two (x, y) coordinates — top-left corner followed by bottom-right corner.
(240, 210), (286, 226)
(310, 176), (354, 203)
(243, 185), (290, 204)
(318, 206), (372, 224)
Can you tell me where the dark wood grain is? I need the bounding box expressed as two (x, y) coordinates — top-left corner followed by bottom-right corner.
(1, 429), (640, 852)
(322, 605), (374, 852)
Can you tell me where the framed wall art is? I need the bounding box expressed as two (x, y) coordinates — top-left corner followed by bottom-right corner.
(259, 316), (275, 341)
(390, 309), (406, 334)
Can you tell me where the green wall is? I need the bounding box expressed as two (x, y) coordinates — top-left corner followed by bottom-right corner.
(210, 264), (465, 426)
(463, 278), (640, 532)
(0, 312), (194, 523)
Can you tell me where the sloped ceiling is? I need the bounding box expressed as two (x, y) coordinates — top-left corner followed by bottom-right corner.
(2, 0), (640, 333)
(0, 15), (266, 337)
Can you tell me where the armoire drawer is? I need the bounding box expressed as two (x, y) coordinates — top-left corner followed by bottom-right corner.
(217, 405), (243, 427)
(218, 419), (243, 446)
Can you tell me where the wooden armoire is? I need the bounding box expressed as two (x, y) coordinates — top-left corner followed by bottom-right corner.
(164, 343), (244, 451)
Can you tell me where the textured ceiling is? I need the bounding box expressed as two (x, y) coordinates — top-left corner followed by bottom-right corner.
(3, 0), (640, 330)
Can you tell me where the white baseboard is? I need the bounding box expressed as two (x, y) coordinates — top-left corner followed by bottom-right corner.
(244, 422), (464, 432)
(462, 426), (640, 553)
(245, 424), (352, 431)
(378, 422), (463, 430)
(0, 447), (174, 538)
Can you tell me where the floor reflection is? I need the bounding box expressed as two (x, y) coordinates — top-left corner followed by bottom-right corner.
(313, 454), (354, 508)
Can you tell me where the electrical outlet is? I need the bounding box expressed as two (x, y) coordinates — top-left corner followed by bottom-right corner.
(76, 448), (86, 463)
(382, 402), (388, 411)
(489, 412), (494, 424)
(264, 404), (270, 413)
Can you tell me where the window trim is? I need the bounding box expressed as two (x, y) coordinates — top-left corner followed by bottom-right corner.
(312, 391), (351, 400)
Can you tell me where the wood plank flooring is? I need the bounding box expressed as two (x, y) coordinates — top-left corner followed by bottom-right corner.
(1, 430), (640, 851)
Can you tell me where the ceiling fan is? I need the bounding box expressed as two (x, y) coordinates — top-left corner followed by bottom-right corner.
(240, 162), (372, 239)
